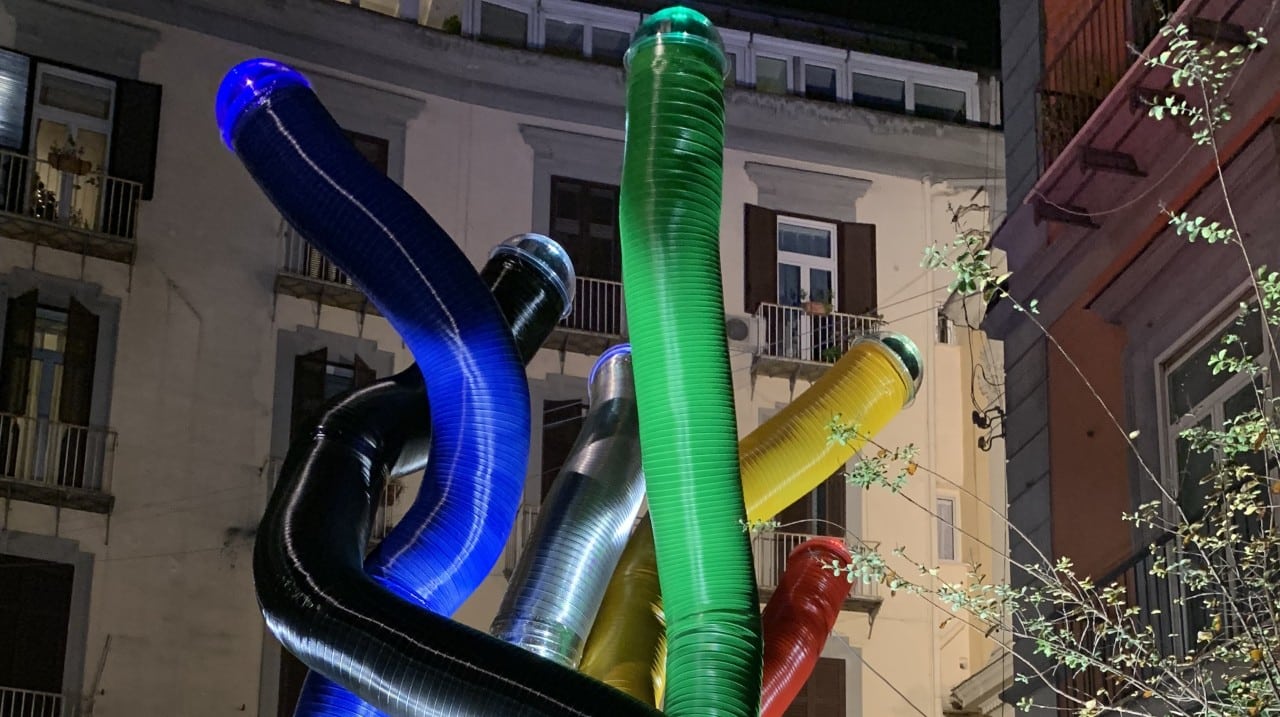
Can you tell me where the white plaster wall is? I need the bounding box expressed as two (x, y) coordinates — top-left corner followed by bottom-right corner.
(0, 6), (1005, 717)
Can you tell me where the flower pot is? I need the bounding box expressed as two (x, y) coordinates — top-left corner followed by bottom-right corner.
(48, 152), (91, 176)
(803, 301), (829, 316)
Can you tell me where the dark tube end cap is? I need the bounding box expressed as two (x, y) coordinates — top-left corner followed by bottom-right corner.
(626, 6), (727, 77)
(216, 58), (310, 151)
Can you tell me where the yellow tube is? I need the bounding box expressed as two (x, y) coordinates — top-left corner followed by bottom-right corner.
(742, 335), (919, 521)
(581, 333), (920, 700)
(578, 515), (667, 707)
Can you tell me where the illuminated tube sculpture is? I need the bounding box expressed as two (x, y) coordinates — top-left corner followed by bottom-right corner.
(291, 235), (579, 717)
(760, 538), (855, 717)
(491, 343), (647, 668)
(579, 516), (666, 707)
(618, 8), (762, 717)
(583, 332), (921, 702)
(220, 61), (661, 717)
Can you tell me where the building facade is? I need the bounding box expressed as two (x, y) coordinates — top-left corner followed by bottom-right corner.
(0, 0), (1005, 715)
(989, 0), (1279, 712)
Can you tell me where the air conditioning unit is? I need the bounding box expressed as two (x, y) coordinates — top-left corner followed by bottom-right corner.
(724, 313), (761, 354)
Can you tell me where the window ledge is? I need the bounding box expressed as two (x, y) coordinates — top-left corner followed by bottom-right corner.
(0, 213), (136, 264)
(0, 477), (114, 514)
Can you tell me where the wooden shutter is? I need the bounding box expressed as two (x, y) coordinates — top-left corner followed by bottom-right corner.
(783, 657), (846, 717)
(0, 554), (74, 694)
(343, 130), (390, 176)
(352, 354), (377, 389)
(290, 348), (328, 442)
(822, 468), (846, 538)
(744, 204), (778, 313)
(108, 79), (163, 200)
(837, 222), (877, 316)
(276, 650), (308, 717)
(0, 291), (37, 416)
(59, 298), (99, 426)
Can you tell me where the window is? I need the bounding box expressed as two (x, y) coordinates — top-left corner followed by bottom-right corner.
(0, 553), (74, 716)
(590, 27), (630, 65)
(544, 18), (585, 56)
(288, 348), (377, 443)
(540, 398), (587, 499)
(915, 83), (968, 123)
(344, 129), (390, 175)
(0, 290), (104, 491)
(803, 63), (839, 102)
(777, 218), (837, 307)
(478, 1), (530, 47)
(783, 657), (845, 717)
(724, 51), (738, 85)
(755, 56), (791, 95)
(937, 495), (958, 561)
(852, 72), (905, 113)
(1163, 307), (1272, 519)
(0, 51), (161, 244)
(548, 176), (623, 336)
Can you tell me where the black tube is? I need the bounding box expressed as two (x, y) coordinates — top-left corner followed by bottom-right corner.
(261, 246), (661, 717)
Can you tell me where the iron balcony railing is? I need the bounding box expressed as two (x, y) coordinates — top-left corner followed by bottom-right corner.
(1038, 0), (1174, 166)
(0, 685), (64, 717)
(279, 222), (355, 286)
(562, 276), (625, 337)
(755, 302), (885, 364)
(0, 147), (142, 240)
(0, 413), (115, 494)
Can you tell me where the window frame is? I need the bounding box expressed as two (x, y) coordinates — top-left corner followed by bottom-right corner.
(1156, 288), (1275, 517)
(467, 0), (538, 47)
(775, 214), (839, 306)
(936, 492), (959, 562)
(531, 0), (640, 61)
(848, 49), (979, 120)
(719, 28), (751, 88)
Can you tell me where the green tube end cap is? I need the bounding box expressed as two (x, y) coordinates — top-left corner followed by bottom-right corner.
(877, 331), (923, 404)
(626, 6), (727, 76)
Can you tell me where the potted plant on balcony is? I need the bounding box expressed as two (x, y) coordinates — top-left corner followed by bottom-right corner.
(47, 137), (92, 176)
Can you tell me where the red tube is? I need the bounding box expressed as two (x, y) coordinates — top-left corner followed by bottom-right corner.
(760, 537), (854, 717)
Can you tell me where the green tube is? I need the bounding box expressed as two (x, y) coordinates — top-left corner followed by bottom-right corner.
(619, 8), (762, 717)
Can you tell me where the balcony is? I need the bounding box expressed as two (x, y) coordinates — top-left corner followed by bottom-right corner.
(1038, 0), (1171, 167)
(0, 413), (116, 514)
(547, 276), (626, 356)
(0, 147), (142, 264)
(502, 503), (881, 614)
(274, 222), (381, 315)
(751, 302), (885, 383)
(0, 685), (63, 717)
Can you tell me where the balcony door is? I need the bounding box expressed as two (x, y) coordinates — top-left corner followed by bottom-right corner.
(28, 66), (115, 231)
(776, 218), (837, 361)
(0, 553), (73, 717)
(549, 176), (623, 335)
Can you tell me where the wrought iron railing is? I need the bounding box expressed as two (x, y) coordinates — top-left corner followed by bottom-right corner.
(562, 276), (625, 337)
(755, 302), (884, 364)
(279, 221), (355, 286)
(0, 147), (142, 240)
(0, 413), (115, 494)
(1038, 0), (1175, 166)
(750, 530), (880, 600)
(0, 684), (64, 717)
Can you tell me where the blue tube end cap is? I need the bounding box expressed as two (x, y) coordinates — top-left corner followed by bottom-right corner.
(216, 58), (310, 151)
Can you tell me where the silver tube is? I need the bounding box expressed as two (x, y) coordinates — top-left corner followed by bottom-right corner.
(490, 343), (646, 667)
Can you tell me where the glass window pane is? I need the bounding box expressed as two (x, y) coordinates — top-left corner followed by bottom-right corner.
(809, 269), (832, 304)
(724, 51), (738, 85)
(0, 49), (30, 150)
(778, 264), (802, 305)
(756, 57), (789, 95)
(592, 28), (629, 65)
(1168, 315), (1266, 421)
(852, 73), (905, 113)
(544, 19), (584, 56)
(38, 73), (113, 120)
(937, 498), (955, 560)
(479, 2), (528, 48)
(804, 64), (838, 101)
(777, 222), (832, 258)
(915, 83), (967, 122)
(1224, 382), (1268, 477)
(1176, 417), (1215, 520)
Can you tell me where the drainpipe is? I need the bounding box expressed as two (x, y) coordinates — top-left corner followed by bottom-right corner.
(922, 173), (943, 717)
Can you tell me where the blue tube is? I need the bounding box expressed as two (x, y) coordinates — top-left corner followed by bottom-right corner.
(220, 58), (528, 611)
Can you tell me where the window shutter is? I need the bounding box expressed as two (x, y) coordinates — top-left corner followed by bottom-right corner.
(823, 467), (846, 538)
(352, 354), (377, 389)
(0, 290), (37, 416)
(108, 79), (163, 200)
(0, 49), (31, 150)
(744, 204), (778, 313)
(58, 298), (99, 427)
(540, 398), (585, 500)
(290, 348), (328, 443)
(810, 658), (846, 716)
(837, 222), (877, 316)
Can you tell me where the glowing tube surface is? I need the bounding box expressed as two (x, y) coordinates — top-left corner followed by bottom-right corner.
(578, 515), (667, 708)
(292, 237), (574, 717)
(760, 538), (854, 717)
(491, 344), (646, 668)
(586, 333), (921, 700)
(218, 59), (529, 617)
(618, 8), (761, 716)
